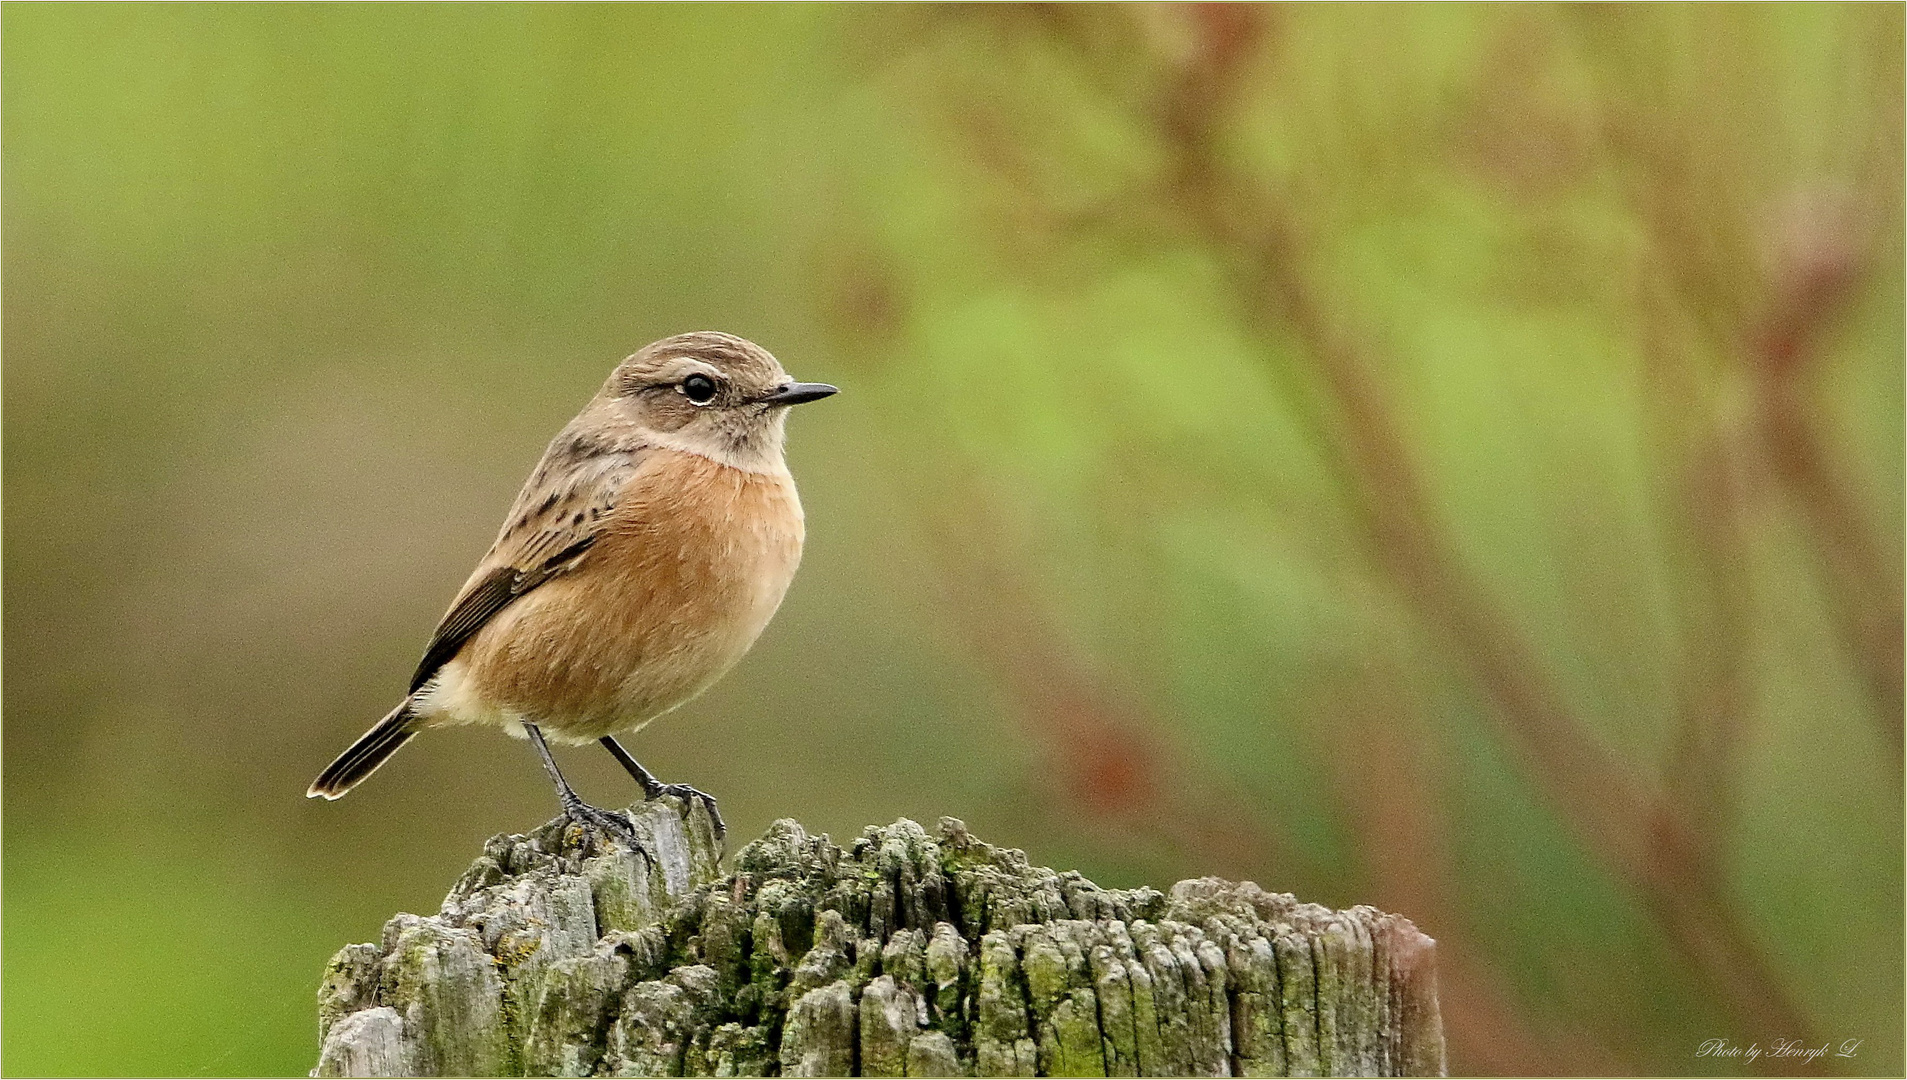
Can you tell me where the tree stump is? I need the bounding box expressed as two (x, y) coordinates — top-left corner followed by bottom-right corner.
(314, 800), (1445, 1077)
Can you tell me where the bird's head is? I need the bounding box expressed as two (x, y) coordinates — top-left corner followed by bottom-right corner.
(593, 331), (837, 471)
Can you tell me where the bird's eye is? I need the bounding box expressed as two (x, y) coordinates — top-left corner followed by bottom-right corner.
(681, 373), (718, 405)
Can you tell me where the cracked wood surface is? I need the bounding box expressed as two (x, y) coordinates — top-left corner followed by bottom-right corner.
(313, 800), (1445, 1077)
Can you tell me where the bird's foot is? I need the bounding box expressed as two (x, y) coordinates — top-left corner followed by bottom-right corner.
(561, 796), (646, 856)
(648, 782), (725, 839)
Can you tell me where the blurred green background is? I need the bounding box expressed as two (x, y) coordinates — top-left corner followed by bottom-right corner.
(4, 4), (1901, 1076)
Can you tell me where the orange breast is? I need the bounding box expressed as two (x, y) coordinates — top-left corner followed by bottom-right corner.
(460, 450), (804, 739)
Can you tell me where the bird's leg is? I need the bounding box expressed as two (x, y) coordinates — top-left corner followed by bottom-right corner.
(599, 735), (726, 839)
(525, 722), (642, 851)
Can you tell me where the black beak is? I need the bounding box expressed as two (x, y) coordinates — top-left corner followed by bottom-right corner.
(758, 382), (839, 407)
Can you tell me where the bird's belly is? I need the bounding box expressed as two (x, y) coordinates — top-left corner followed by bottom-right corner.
(432, 455), (804, 742)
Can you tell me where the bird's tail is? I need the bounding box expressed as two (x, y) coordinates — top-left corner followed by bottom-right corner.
(308, 701), (417, 800)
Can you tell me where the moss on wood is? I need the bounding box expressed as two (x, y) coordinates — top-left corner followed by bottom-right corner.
(314, 801), (1444, 1077)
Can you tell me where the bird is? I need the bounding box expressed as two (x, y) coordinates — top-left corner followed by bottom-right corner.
(307, 331), (837, 846)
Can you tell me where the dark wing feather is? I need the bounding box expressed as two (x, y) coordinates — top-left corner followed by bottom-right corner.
(407, 537), (596, 692)
(407, 436), (648, 694)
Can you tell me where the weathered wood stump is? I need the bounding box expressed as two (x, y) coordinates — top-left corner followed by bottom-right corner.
(314, 800), (1445, 1077)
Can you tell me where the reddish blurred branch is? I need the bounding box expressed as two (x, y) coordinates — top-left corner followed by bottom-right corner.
(1119, 4), (1821, 1058)
(1315, 667), (1633, 1076)
(1596, 14), (1904, 772)
(1751, 196), (1904, 766)
(1637, 275), (1757, 859)
(844, 3), (1902, 1070)
(1752, 9), (1907, 759)
(916, 473), (1293, 884)
(911, 469), (1611, 1076)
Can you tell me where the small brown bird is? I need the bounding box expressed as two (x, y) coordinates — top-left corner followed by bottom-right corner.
(308, 332), (836, 844)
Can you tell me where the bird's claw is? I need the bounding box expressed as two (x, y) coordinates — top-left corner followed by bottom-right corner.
(563, 799), (647, 857)
(650, 782), (726, 839)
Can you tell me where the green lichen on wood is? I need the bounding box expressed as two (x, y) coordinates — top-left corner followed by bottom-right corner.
(314, 803), (1445, 1077)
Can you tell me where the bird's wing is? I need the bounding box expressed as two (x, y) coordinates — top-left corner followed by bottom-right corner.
(409, 440), (650, 694)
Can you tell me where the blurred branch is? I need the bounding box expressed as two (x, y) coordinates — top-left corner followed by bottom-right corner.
(1591, 8), (1904, 773)
(1314, 666), (1633, 1076)
(888, 370), (1584, 1074)
(1637, 272), (1756, 857)
(1750, 191), (1904, 767)
(847, 3), (1901, 1067)
(1104, 4), (1821, 1058)
(916, 471), (1296, 885)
